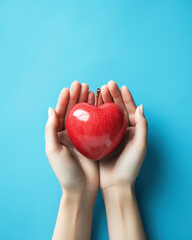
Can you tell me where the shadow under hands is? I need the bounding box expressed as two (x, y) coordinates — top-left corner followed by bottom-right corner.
(91, 123), (166, 240)
(91, 188), (109, 240)
(135, 129), (165, 240)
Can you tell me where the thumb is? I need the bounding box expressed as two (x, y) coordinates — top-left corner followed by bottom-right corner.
(45, 107), (61, 155)
(134, 104), (148, 149)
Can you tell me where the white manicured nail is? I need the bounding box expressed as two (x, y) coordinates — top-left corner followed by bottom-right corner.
(48, 107), (54, 118)
(139, 104), (144, 114)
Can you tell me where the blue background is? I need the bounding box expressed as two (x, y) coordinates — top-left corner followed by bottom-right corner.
(0, 0), (192, 239)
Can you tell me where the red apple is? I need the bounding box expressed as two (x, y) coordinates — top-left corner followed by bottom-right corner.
(66, 90), (127, 160)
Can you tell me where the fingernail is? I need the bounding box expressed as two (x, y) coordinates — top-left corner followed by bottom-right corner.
(139, 104), (144, 114)
(48, 107), (54, 118)
(101, 85), (106, 90)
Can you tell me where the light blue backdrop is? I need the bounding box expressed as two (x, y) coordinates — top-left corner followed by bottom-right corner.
(0, 0), (192, 239)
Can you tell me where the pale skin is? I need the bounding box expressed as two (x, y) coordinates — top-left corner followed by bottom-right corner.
(45, 81), (148, 240)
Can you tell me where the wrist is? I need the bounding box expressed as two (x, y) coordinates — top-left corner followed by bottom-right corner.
(101, 184), (135, 204)
(53, 188), (97, 240)
(61, 188), (97, 208)
(101, 184), (146, 240)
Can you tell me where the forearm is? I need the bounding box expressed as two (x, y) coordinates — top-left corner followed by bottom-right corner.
(102, 184), (146, 240)
(53, 190), (97, 240)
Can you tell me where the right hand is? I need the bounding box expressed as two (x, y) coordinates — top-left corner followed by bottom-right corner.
(45, 81), (99, 194)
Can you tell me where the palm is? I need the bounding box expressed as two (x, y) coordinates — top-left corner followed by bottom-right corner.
(52, 81), (99, 192)
(58, 129), (99, 192)
(100, 125), (136, 189)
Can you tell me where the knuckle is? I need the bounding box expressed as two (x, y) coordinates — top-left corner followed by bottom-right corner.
(142, 118), (148, 126)
(140, 118), (148, 130)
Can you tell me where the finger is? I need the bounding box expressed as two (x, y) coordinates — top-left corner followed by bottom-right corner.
(65, 81), (81, 122)
(107, 81), (127, 115)
(134, 104), (148, 151)
(87, 91), (95, 105)
(55, 88), (70, 131)
(45, 107), (61, 156)
(101, 85), (113, 103)
(78, 83), (89, 102)
(121, 86), (137, 126)
(98, 91), (104, 105)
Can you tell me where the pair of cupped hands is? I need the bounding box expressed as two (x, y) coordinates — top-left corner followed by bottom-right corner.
(45, 80), (148, 196)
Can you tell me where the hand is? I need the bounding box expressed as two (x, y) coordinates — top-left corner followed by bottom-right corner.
(98, 81), (147, 240)
(99, 81), (148, 190)
(45, 81), (99, 194)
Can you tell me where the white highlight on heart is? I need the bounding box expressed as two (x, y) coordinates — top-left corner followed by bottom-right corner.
(73, 110), (90, 122)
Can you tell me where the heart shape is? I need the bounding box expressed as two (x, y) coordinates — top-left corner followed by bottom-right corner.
(66, 102), (127, 160)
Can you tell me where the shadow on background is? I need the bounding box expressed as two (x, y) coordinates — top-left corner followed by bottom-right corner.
(136, 125), (165, 240)
(91, 123), (165, 240)
(91, 188), (108, 240)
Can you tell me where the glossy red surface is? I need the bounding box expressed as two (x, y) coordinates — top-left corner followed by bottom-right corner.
(66, 102), (127, 160)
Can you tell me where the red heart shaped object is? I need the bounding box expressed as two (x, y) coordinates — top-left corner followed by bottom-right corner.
(66, 102), (127, 160)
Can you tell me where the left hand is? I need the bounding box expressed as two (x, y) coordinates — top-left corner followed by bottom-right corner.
(98, 81), (148, 190)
